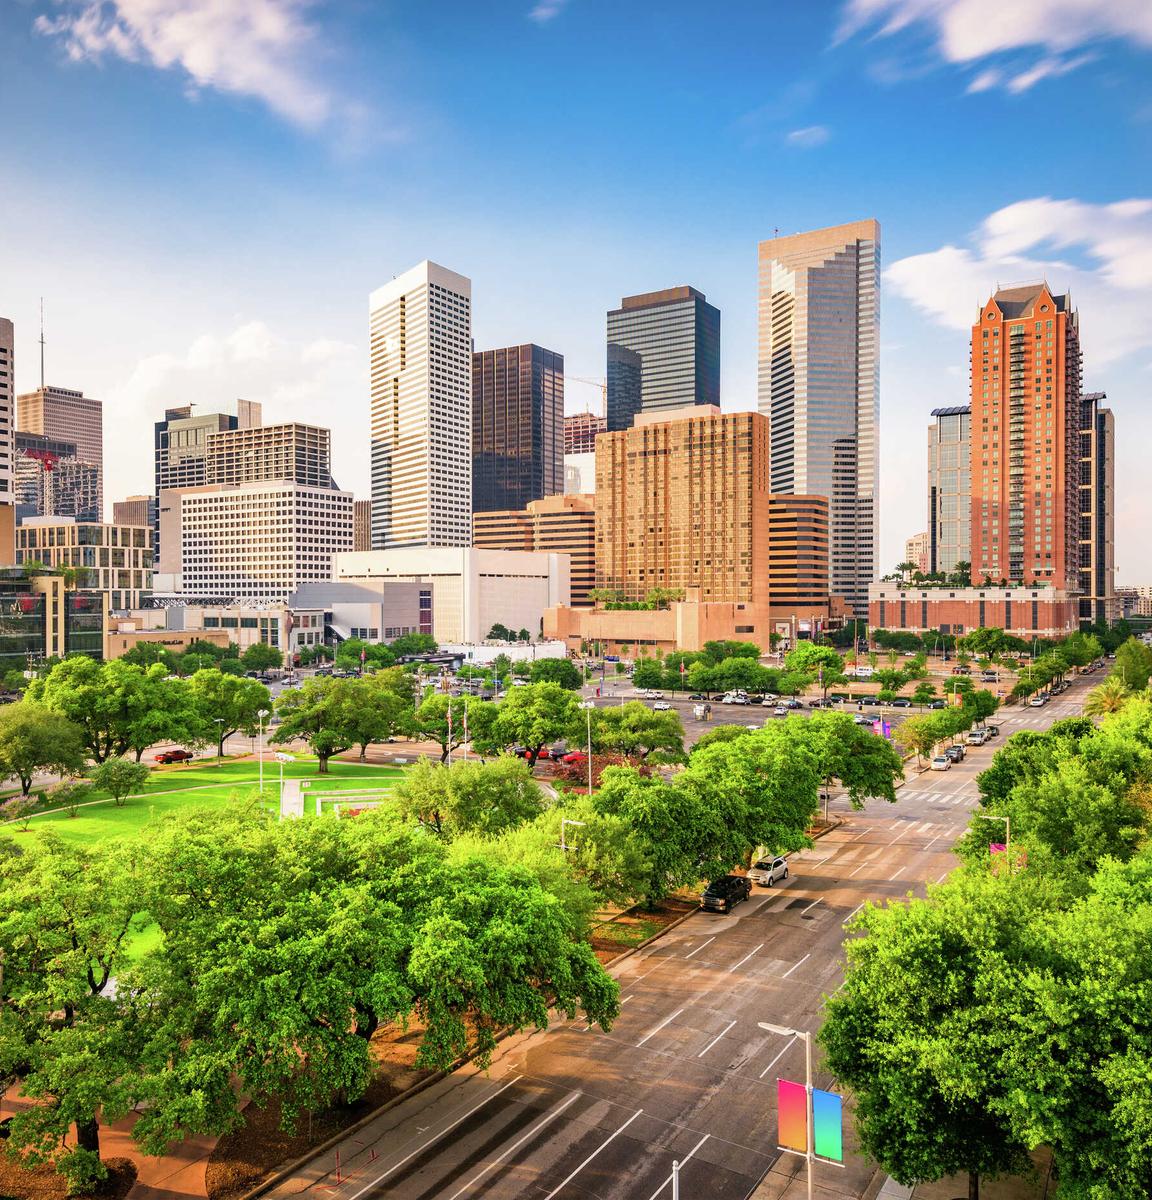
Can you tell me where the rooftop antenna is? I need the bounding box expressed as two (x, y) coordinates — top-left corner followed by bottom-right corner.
(38, 298), (45, 390)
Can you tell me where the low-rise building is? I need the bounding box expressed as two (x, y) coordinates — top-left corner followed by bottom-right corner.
(334, 547), (570, 645)
(0, 568), (106, 675)
(868, 582), (1079, 639)
(16, 517), (152, 610)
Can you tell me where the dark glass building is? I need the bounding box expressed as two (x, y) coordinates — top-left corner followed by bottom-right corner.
(606, 286), (720, 431)
(0, 569), (46, 677)
(472, 344), (564, 515)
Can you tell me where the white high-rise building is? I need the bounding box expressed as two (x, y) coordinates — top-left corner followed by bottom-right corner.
(757, 220), (880, 618)
(0, 318), (14, 506)
(370, 261), (472, 549)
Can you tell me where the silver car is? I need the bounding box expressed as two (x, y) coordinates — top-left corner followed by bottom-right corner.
(748, 856), (789, 887)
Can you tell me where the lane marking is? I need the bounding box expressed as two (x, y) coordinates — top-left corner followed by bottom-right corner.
(346, 1075), (522, 1199)
(445, 1091), (581, 1200)
(781, 952), (811, 979)
(847, 861), (868, 878)
(845, 902), (864, 922)
(541, 1108), (645, 1200)
(759, 1035), (798, 1078)
(890, 866), (907, 881)
(638, 1008), (685, 1047)
(696, 1020), (737, 1058)
(934, 871), (949, 884)
(683, 936), (715, 960)
(800, 898), (821, 915)
(621, 994), (634, 1004)
(923, 833), (945, 853)
(644, 1133), (712, 1200)
(727, 943), (764, 974)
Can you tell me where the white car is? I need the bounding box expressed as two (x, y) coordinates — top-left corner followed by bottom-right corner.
(773, 705), (789, 717)
(1028, 695), (1047, 707)
(652, 701), (672, 711)
(748, 856), (789, 887)
(930, 755), (952, 771)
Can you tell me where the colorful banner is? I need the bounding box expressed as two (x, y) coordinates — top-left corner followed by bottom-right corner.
(777, 1079), (808, 1152)
(813, 1089), (843, 1161)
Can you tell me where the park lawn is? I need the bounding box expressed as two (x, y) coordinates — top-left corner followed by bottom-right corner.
(6, 759), (412, 848)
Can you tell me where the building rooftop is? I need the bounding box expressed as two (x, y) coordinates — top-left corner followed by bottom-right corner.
(991, 282), (1069, 318)
(930, 405), (972, 418)
(617, 286), (707, 311)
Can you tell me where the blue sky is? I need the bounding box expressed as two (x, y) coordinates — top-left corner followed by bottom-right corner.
(2, 0), (1151, 579)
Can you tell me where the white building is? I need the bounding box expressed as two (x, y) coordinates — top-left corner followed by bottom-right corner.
(159, 480), (353, 603)
(369, 261), (473, 550)
(334, 547), (570, 645)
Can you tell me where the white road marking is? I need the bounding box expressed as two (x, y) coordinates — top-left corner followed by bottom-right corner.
(759, 1034), (798, 1078)
(727, 943), (764, 973)
(935, 871), (950, 883)
(445, 1091), (581, 1200)
(800, 898), (822, 915)
(847, 861), (868, 878)
(890, 866), (907, 880)
(846, 902), (864, 922)
(621, 994), (634, 1004)
(645, 1134), (712, 1200)
(696, 1020), (737, 1058)
(923, 833), (946, 853)
(683, 936), (715, 960)
(346, 1076), (522, 1199)
(782, 952), (811, 978)
(541, 1109), (645, 1200)
(638, 1008), (685, 1047)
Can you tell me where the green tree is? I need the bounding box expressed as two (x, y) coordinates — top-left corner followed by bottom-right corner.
(631, 659), (664, 690)
(1112, 637), (1152, 692)
(821, 871), (1044, 1200)
(690, 724), (751, 754)
(487, 623), (512, 641)
(491, 652), (512, 683)
(1084, 675), (1130, 716)
(338, 675), (411, 760)
(188, 668), (271, 757)
(700, 639), (760, 663)
(0, 702), (86, 795)
(975, 719), (1094, 808)
(784, 643), (843, 676)
(493, 683), (582, 767)
(413, 694), (497, 764)
(529, 657), (583, 690)
(91, 758), (151, 807)
(118, 641), (179, 670)
(241, 641), (284, 672)
(591, 701), (685, 762)
(389, 633), (437, 657)
(271, 677), (354, 772)
(802, 712), (904, 808)
(392, 756), (546, 839)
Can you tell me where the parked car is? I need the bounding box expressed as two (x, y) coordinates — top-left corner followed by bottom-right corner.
(699, 874), (753, 913)
(1029, 695), (1048, 707)
(890, 698), (912, 708)
(930, 754), (952, 771)
(951, 666), (971, 675)
(548, 743), (569, 761)
(726, 695), (751, 705)
(747, 856), (789, 887)
(783, 698), (803, 709)
(944, 744), (966, 763)
(653, 701), (673, 711)
(986, 724), (1000, 738)
(928, 699), (947, 709)
(966, 729), (989, 746)
(981, 672), (999, 682)
(561, 750), (587, 765)
(687, 693), (706, 700)
(853, 714), (875, 726)
(155, 749), (194, 764)
(772, 705), (789, 717)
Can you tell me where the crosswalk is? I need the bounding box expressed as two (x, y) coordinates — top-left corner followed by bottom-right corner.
(906, 790), (979, 807)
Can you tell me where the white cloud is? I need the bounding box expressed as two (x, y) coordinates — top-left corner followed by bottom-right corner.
(34, 0), (338, 127)
(528, 0), (569, 23)
(785, 124), (831, 148)
(886, 196), (1152, 364)
(839, 0), (1152, 92)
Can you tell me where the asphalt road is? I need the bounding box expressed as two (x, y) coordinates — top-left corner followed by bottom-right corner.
(263, 678), (1091, 1200)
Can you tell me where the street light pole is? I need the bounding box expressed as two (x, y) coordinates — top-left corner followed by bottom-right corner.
(585, 702), (593, 795)
(258, 709), (269, 792)
(759, 1022), (814, 1200)
(560, 817), (586, 852)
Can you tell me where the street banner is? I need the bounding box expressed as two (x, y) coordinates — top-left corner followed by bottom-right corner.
(813, 1089), (843, 1161)
(777, 1079), (807, 1153)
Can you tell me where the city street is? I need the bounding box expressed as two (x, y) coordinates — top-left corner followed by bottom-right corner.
(262, 678), (1092, 1200)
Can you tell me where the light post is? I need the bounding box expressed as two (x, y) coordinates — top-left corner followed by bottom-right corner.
(258, 709), (269, 792)
(758, 1022), (814, 1200)
(560, 818), (586, 853)
(275, 750), (293, 815)
(580, 700), (595, 794)
(214, 717), (225, 764)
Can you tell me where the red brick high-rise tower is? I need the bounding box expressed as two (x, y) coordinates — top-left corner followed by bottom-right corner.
(969, 283), (1081, 589)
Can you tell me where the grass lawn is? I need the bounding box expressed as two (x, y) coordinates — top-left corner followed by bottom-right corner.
(4, 759), (411, 847)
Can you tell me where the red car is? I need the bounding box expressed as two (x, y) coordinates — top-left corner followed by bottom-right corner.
(561, 751), (587, 765)
(155, 749), (194, 764)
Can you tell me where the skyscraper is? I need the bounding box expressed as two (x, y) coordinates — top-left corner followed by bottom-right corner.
(606, 287), (719, 431)
(0, 318), (14, 509)
(472, 344), (563, 514)
(927, 405), (971, 574)
(112, 495), (157, 529)
(370, 261), (472, 549)
(353, 499), (373, 552)
(968, 283), (1081, 588)
(563, 412), (605, 455)
(15, 432), (101, 522)
(205, 422), (332, 488)
(17, 385), (103, 518)
(1079, 391), (1115, 625)
(757, 219), (880, 616)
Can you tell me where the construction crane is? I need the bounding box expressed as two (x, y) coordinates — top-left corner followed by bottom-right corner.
(567, 376), (607, 417)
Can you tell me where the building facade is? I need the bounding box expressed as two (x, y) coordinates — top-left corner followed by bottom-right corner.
(606, 287), (720, 431)
(112, 495), (157, 529)
(369, 261), (472, 549)
(335, 547), (569, 645)
(767, 494), (833, 619)
(595, 406), (768, 604)
(14, 431), (101, 523)
(472, 344), (564, 513)
(927, 405), (971, 573)
(474, 493), (596, 605)
(905, 531), (930, 573)
(353, 499), (373, 552)
(868, 582), (1079, 639)
(0, 318), (13, 508)
(1079, 393), (1115, 625)
(205, 422), (333, 488)
(969, 283), (1081, 589)
(563, 412), (605, 455)
(757, 219), (880, 617)
(161, 481), (353, 604)
(15, 517), (152, 610)
(17, 385), (103, 519)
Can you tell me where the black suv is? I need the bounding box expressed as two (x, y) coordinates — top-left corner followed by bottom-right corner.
(700, 875), (753, 913)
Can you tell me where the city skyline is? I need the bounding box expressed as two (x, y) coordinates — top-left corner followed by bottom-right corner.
(0, 2), (1149, 578)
